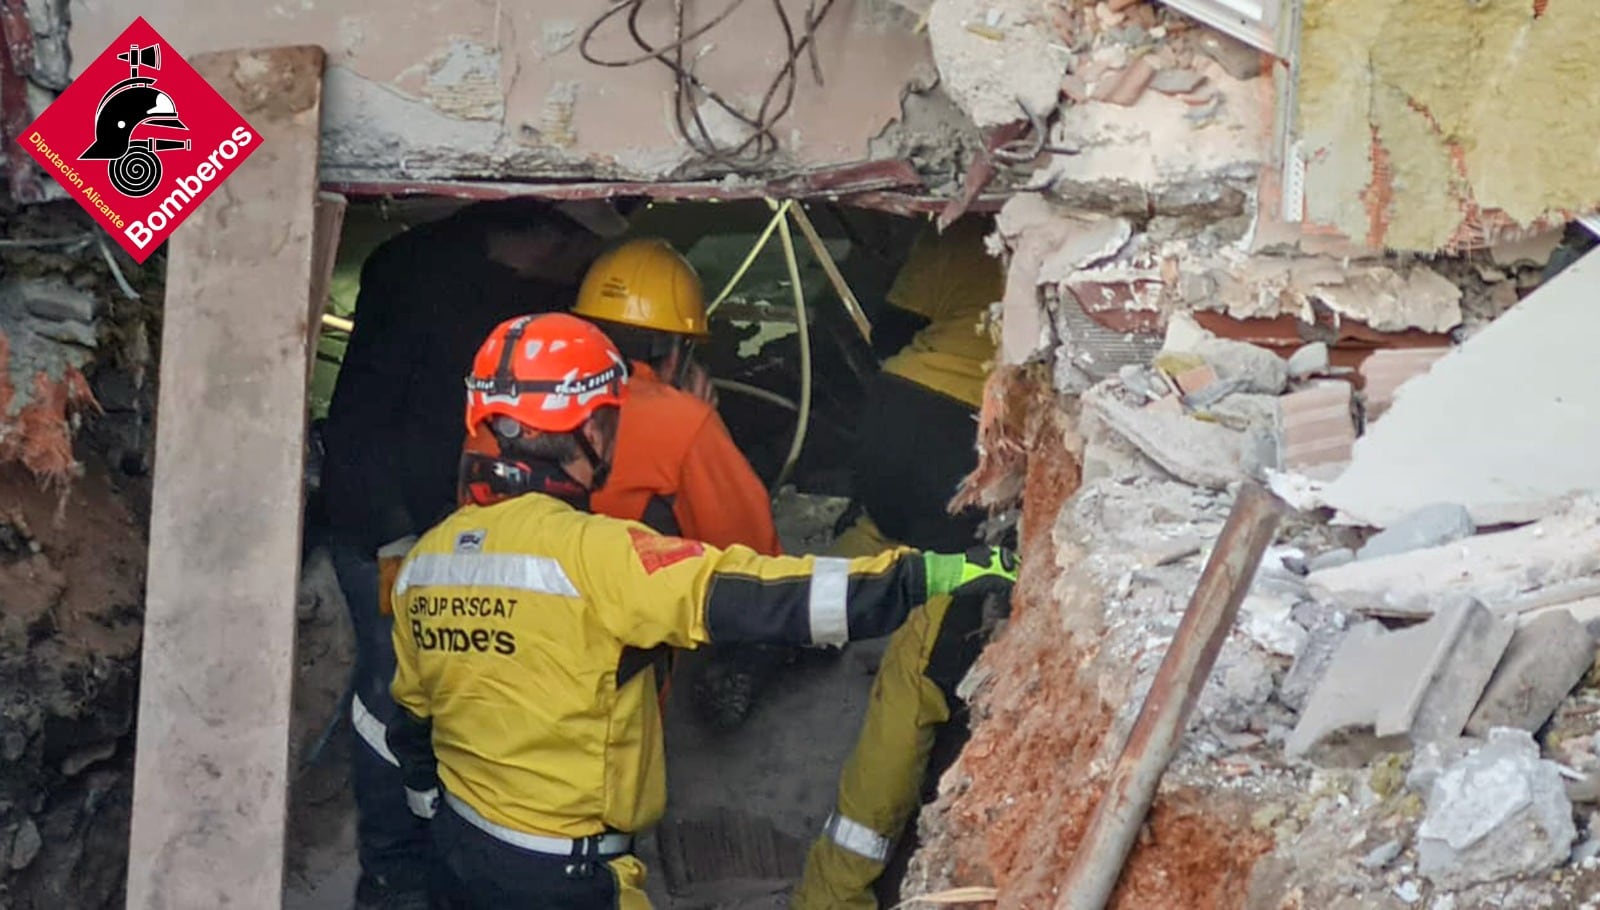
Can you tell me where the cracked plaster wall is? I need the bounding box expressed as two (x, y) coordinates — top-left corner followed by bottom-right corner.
(66, 0), (937, 182)
(1299, 0), (1600, 253)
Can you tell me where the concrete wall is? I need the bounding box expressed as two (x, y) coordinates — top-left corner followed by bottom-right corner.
(1298, 0), (1600, 253)
(68, 0), (938, 182)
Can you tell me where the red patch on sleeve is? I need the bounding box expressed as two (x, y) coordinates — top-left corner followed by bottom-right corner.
(628, 527), (706, 574)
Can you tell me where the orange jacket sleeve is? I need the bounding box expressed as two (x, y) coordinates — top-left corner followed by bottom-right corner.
(673, 410), (783, 556)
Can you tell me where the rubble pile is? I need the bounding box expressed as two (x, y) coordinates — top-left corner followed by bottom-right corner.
(907, 248), (1600, 909)
(0, 207), (161, 909)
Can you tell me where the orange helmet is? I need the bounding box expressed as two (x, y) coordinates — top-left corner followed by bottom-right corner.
(464, 313), (629, 436)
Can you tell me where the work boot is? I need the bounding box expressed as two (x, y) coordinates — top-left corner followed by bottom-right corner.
(692, 643), (812, 731)
(353, 873), (431, 910)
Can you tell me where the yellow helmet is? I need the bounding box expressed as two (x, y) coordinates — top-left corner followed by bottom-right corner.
(573, 238), (709, 338)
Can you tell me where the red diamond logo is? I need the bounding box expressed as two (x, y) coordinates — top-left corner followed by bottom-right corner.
(15, 17), (262, 262)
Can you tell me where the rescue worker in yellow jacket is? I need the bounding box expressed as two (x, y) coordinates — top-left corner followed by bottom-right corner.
(793, 216), (1012, 909)
(386, 313), (1016, 909)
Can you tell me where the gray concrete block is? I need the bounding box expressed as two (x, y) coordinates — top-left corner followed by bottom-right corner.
(1357, 503), (1475, 561)
(1196, 337), (1288, 395)
(1307, 548), (1355, 572)
(1287, 342), (1330, 379)
(1286, 597), (1513, 765)
(1465, 610), (1595, 736)
(1417, 728), (1576, 889)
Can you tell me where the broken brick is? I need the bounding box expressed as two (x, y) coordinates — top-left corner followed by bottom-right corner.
(1104, 57), (1155, 106)
(1280, 381), (1355, 479)
(1358, 347), (1451, 425)
(1171, 363), (1218, 396)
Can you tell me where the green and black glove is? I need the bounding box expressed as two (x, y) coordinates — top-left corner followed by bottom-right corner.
(924, 546), (1019, 598)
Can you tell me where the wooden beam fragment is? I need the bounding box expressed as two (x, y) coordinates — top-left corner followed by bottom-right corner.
(125, 45), (325, 910)
(1054, 481), (1285, 910)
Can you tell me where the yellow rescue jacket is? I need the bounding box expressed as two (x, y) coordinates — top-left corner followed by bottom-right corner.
(879, 218), (1005, 409)
(388, 491), (928, 840)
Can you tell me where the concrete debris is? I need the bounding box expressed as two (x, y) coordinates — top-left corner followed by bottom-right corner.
(1085, 383), (1279, 489)
(1407, 739), (1479, 797)
(1416, 729), (1576, 889)
(926, 0), (1064, 128)
(1286, 342), (1330, 379)
(1280, 381), (1355, 480)
(1305, 497), (1600, 619)
(1360, 838), (1403, 871)
(1325, 250), (1600, 528)
(1306, 548), (1354, 573)
(1149, 67), (1206, 96)
(1286, 597), (1513, 765)
(1357, 504), (1475, 562)
(1490, 230), (1564, 269)
(8, 817), (40, 871)
(1193, 28), (1264, 80)
(1162, 312), (1287, 395)
(1358, 347), (1452, 426)
(1279, 609), (1355, 713)
(1240, 592), (1308, 658)
(1465, 610), (1595, 737)
(995, 197), (1132, 366)
(1392, 880), (1421, 904)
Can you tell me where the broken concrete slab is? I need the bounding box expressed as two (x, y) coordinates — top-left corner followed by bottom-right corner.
(1286, 342), (1329, 379)
(1417, 728), (1576, 889)
(1306, 497), (1600, 618)
(1465, 610), (1595, 737)
(927, 0), (1064, 127)
(1357, 503), (1475, 562)
(1084, 383), (1279, 490)
(1286, 597), (1513, 765)
(1325, 249), (1600, 528)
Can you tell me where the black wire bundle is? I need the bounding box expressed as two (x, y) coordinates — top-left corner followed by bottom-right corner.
(579, 0), (838, 166)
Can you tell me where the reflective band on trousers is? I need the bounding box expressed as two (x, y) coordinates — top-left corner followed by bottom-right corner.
(822, 811), (891, 863)
(351, 692), (400, 767)
(396, 552), (580, 598)
(808, 557), (850, 647)
(444, 791), (633, 856)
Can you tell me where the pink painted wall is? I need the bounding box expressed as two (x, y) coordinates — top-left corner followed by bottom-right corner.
(68, 0), (935, 181)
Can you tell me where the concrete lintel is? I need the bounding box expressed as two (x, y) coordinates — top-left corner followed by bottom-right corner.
(125, 44), (325, 910)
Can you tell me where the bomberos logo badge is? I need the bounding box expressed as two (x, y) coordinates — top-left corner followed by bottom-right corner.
(15, 17), (261, 263)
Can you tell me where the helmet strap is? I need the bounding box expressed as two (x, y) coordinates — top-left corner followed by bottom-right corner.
(667, 337), (696, 390)
(573, 422), (613, 492)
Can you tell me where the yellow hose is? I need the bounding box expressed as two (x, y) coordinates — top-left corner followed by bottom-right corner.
(771, 199), (812, 491)
(706, 200), (793, 315)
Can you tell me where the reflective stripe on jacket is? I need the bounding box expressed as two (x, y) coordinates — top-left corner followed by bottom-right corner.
(388, 492), (927, 840)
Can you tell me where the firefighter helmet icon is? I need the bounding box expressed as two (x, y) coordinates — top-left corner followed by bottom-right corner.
(79, 43), (191, 198)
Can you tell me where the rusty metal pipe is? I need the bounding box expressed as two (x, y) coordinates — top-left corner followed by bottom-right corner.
(1053, 481), (1285, 910)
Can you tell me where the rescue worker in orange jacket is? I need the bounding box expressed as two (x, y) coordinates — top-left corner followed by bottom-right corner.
(386, 314), (1016, 909)
(571, 238), (795, 729)
(573, 238), (780, 556)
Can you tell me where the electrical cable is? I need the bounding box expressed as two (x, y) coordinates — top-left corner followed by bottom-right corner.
(771, 198), (812, 491)
(579, 0), (837, 164)
(713, 378), (798, 412)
